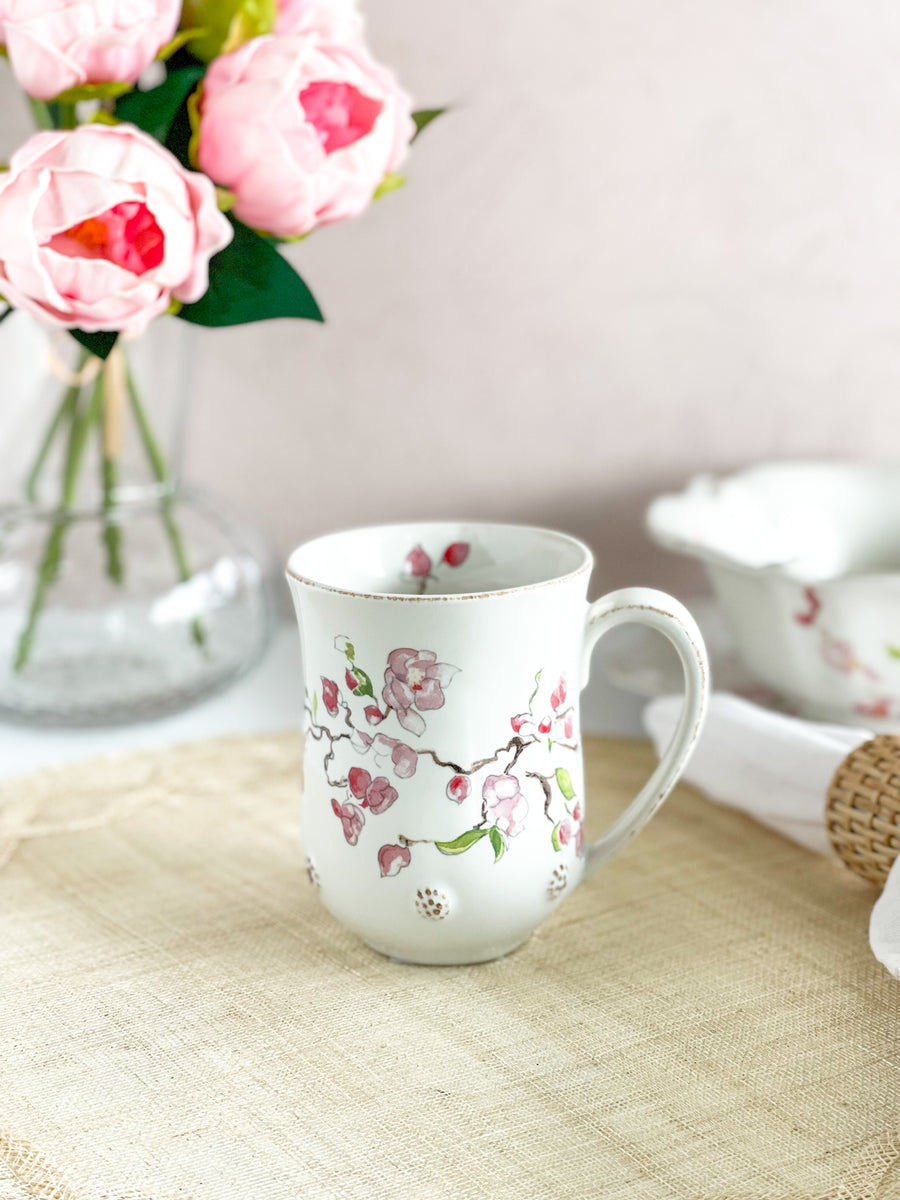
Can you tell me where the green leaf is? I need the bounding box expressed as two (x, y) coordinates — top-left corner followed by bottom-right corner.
(312, 692), (318, 723)
(57, 81), (133, 103)
(344, 642), (355, 661)
(157, 27), (209, 62)
(412, 108), (446, 140)
(350, 665), (374, 699)
(115, 66), (204, 143)
(488, 826), (506, 862)
(435, 827), (489, 856)
(555, 767), (575, 802)
(888, 645), (900, 660)
(177, 216), (324, 327)
(551, 821), (566, 852)
(373, 172), (406, 201)
(528, 669), (543, 714)
(70, 329), (118, 360)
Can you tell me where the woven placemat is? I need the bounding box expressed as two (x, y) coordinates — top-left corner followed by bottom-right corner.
(0, 733), (898, 1200)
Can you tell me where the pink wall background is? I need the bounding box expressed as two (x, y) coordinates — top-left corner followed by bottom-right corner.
(4, 1), (900, 603)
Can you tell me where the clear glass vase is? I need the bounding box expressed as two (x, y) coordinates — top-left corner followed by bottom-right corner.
(0, 313), (272, 726)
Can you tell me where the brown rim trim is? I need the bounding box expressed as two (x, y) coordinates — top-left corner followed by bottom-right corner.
(285, 523), (594, 602)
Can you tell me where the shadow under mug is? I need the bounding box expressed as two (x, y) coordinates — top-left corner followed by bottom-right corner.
(287, 521), (709, 964)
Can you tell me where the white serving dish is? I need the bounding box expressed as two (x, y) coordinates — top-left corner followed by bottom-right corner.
(646, 462), (900, 728)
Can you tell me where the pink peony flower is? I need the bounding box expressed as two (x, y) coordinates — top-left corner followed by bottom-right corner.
(364, 776), (398, 815)
(321, 676), (340, 716)
(446, 775), (470, 803)
(442, 542), (469, 568)
(197, 29), (413, 238)
(331, 798), (364, 845)
(378, 843), (411, 877)
(406, 545), (431, 578)
(276, 0), (362, 40)
(482, 774), (528, 839)
(0, 0), (181, 101)
(0, 123), (230, 336)
(348, 766), (371, 799)
(555, 819), (572, 847)
(364, 705), (385, 725)
(550, 676), (567, 712)
(382, 648), (458, 736)
(372, 734), (418, 779)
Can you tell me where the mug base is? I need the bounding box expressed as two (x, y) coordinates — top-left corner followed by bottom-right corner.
(362, 932), (533, 967)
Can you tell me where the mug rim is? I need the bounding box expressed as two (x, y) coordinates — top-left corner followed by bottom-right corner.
(285, 520), (593, 601)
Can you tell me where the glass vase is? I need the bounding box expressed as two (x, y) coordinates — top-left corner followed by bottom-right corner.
(0, 313), (271, 726)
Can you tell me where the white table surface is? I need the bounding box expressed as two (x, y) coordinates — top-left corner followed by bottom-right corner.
(0, 623), (647, 781)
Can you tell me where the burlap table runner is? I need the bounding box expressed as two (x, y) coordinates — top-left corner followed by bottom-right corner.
(0, 733), (898, 1200)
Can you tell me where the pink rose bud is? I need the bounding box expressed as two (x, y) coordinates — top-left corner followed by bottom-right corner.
(446, 775), (471, 803)
(538, 716), (552, 734)
(197, 29), (414, 238)
(572, 802), (582, 822)
(0, 0), (182, 100)
(556, 819), (572, 846)
(348, 766), (371, 799)
(364, 705), (385, 725)
(345, 668), (360, 690)
(378, 843), (411, 877)
(564, 714), (574, 739)
(511, 713), (530, 733)
(575, 826), (584, 856)
(321, 676), (340, 716)
(405, 545), (432, 578)
(550, 675), (568, 712)
(442, 542), (470, 568)
(365, 776), (398, 815)
(0, 124), (231, 336)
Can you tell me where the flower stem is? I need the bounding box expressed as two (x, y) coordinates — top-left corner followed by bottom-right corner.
(14, 371), (104, 672)
(27, 99), (54, 131)
(125, 366), (205, 648)
(25, 349), (90, 504)
(100, 452), (124, 585)
(57, 101), (78, 130)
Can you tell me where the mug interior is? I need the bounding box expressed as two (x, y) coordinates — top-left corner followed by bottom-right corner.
(286, 522), (591, 598)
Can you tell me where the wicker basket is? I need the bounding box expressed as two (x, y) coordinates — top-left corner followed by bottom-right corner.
(826, 735), (900, 886)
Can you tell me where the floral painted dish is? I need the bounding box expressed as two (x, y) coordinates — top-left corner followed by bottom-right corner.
(646, 462), (900, 729)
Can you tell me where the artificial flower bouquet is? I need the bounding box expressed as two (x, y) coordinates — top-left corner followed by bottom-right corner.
(0, 0), (439, 672)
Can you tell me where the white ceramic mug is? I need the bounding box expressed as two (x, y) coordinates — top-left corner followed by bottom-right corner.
(286, 522), (708, 964)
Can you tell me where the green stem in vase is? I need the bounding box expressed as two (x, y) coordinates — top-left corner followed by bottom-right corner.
(25, 349), (90, 504)
(14, 370), (104, 672)
(126, 365), (206, 649)
(100, 450), (124, 586)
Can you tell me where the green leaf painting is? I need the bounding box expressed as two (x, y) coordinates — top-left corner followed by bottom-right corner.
(435, 828), (489, 856)
(488, 826), (506, 862)
(555, 767), (575, 802)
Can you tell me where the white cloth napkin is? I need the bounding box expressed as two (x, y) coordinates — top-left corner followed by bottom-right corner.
(643, 693), (900, 979)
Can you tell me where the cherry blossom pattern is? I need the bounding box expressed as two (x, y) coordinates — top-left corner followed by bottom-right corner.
(483, 774), (528, 838)
(404, 540), (470, 593)
(332, 799), (364, 845)
(382, 648), (459, 736)
(321, 676), (340, 716)
(378, 843), (411, 877)
(794, 587), (822, 627)
(446, 775), (470, 803)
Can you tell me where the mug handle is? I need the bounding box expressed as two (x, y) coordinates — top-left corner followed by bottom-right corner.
(580, 587), (709, 878)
